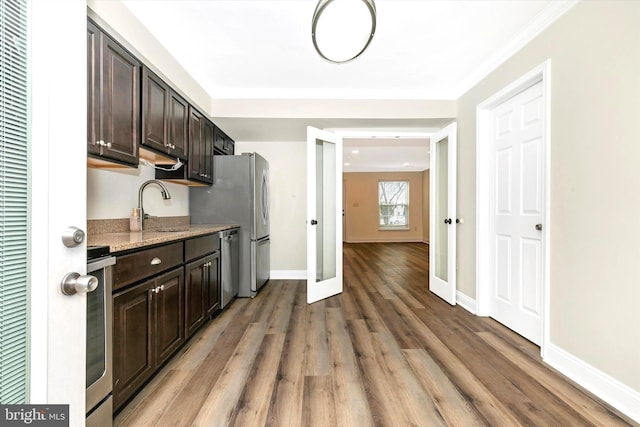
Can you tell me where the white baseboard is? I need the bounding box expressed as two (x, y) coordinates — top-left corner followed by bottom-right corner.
(453, 293), (639, 422)
(344, 238), (425, 243)
(456, 291), (476, 314)
(544, 343), (640, 423)
(270, 270), (306, 280)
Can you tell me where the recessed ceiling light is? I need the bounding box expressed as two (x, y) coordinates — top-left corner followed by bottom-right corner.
(403, 162), (410, 167)
(351, 149), (359, 154)
(344, 162), (351, 166)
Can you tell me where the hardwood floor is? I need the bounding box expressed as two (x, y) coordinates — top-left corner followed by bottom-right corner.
(115, 242), (637, 426)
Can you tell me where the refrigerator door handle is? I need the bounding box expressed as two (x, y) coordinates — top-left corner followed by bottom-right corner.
(261, 171), (269, 224)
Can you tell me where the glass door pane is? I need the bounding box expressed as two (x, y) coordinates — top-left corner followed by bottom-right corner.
(435, 137), (449, 281)
(316, 139), (336, 282)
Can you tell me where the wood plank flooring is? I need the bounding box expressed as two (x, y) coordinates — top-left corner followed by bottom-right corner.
(115, 242), (637, 427)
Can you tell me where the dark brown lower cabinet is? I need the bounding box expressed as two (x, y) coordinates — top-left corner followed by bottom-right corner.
(113, 233), (222, 413)
(154, 268), (185, 366)
(185, 258), (206, 338)
(113, 267), (184, 410)
(205, 252), (220, 316)
(185, 252), (220, 339)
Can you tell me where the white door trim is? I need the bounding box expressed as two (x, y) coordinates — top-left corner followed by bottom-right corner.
(476, 60), (551, 357)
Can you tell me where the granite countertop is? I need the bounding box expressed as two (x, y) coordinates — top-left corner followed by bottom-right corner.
(88, 224), (240, 254)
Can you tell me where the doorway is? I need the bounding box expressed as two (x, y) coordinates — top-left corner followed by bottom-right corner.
(476, 62), (550, 351)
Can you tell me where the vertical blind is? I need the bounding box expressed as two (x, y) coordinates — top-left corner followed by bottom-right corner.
(0, 0), (28, 403)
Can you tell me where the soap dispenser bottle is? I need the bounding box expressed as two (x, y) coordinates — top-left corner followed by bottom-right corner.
(130, 207), (141, 232)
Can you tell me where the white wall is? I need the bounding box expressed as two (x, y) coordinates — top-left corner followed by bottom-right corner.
(235, 141), (307, 272)
(456, 0), (640, 410)
(87, 165), (189, 220)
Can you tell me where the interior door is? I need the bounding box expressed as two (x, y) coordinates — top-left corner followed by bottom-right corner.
(429, 123), (457, 305)
(29, 1), (87, 424)
(490, 82), (544, 345)
(306, 126), (343, 304)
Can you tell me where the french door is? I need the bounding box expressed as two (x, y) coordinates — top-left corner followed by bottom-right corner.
(306, 126), (343, 304)
(429, 123), (457, 305)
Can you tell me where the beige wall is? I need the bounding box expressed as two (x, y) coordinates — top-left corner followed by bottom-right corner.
(235, 141), (307, 272)
(422, 170), (430, 243)
(457, 1), (640, 392)
(343, 172), (424, 243)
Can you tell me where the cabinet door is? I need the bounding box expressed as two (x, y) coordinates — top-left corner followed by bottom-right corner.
(101, 34), (139, 166)
(188, 107), (203, 181)
(141, 67), (169, 153)
(213, 127), (225, 153)
(224, 137), (235, 155)
(168, 91), (188, 160)
(184, 257), (207, 338)
(154, 268), (185, 367)
(205, 252), (220, 316)
(201, 119), (214, 184)
(87, 21), (100, 157)
(113, 281), (154, 410)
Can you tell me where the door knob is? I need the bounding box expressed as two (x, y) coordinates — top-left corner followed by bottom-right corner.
(535, 223), (542, 231)
(61, 272), (98, 295)
(444, 218), (452, 224)
(310, 219), (318, 225)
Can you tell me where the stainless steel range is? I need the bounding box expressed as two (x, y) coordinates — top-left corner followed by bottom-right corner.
(86, 246), (115, 427)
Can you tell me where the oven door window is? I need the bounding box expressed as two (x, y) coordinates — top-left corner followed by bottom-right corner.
(86, 268), (106, 387)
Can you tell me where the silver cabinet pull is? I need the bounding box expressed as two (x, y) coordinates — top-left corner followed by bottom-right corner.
(150, 257), (162, 265)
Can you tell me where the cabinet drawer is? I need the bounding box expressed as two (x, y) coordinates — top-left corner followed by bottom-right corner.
(185, 234), (219, 262)
(114, 242), (183, 291)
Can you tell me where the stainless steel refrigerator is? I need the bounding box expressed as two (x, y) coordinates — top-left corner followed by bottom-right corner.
(190, 152), (270, 298)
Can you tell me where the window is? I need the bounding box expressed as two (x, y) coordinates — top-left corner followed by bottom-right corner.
(379, 181), (409, 229)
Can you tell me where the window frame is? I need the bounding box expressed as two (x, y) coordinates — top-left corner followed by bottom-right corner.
(378, 180), (410, 231)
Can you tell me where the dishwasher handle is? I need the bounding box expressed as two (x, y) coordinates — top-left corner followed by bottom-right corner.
(223, 229), (239, 241)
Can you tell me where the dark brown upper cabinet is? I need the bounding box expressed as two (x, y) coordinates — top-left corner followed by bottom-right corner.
(187, 107), (214, 184)
(214, 126), (235, 156)
(87, 20), (139, 167)
(141, 67), (188, 161)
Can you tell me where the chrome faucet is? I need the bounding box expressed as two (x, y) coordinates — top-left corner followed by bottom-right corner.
(137, 180), (172, 230)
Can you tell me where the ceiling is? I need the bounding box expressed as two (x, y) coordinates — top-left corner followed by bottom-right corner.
(121, 0), (574, 171)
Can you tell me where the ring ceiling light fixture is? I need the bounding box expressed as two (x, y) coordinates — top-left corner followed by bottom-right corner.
(312, 0), (377, 64)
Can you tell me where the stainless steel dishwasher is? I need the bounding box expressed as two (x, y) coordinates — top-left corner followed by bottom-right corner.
(220, 228), (239, 309)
